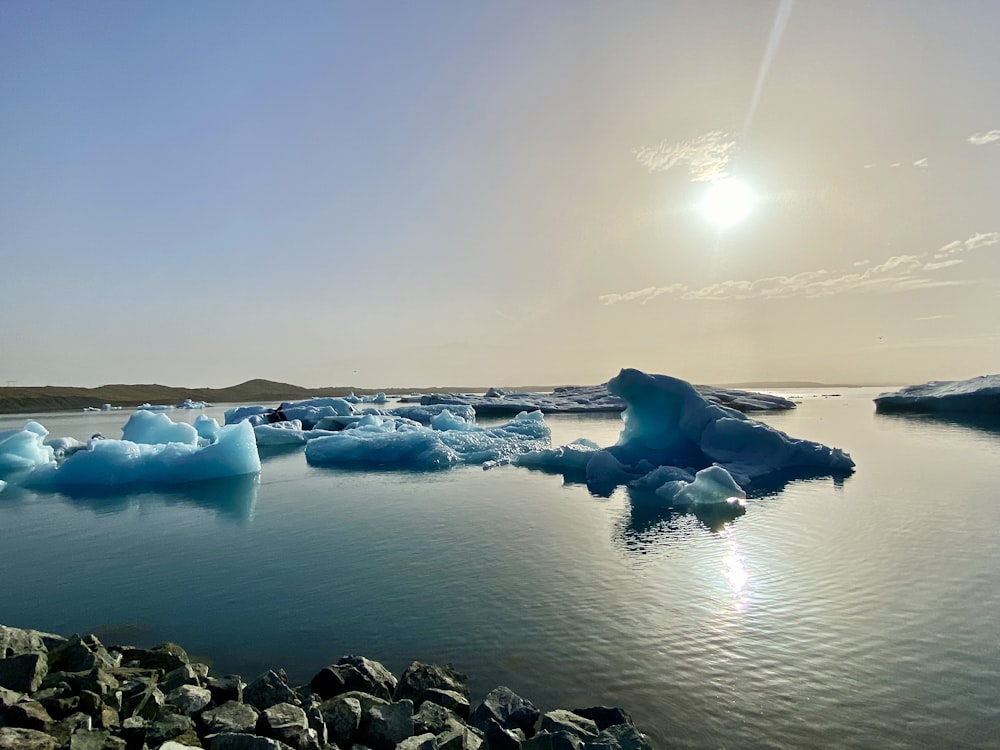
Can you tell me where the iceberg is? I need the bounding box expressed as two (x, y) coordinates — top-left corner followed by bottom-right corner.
(25, 421), (260, 488)
(121, 410), (199, 446)
(225, 397), (360, 429)
(392, 403), (477, 425)
(874, 375), (1000, 414)
(0, 421), (55, 475)
(305, 411), (550, 470)
(518, 369), (853, 499)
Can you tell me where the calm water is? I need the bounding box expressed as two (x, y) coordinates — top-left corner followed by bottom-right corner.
(2, 391), (999, 749)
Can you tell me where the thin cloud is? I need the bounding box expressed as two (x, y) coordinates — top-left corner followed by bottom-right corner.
(913, 157), (928, 168)
(633, 131), (736, 182)
(914, 314), (954, 321)
(599, 231), (998, 305)
(968, 130), (1000, 145)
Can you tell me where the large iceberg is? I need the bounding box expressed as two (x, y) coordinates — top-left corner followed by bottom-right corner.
(517, 369), (854, 501)
(25, 421), (260, 488)
(874, 375), (1000, 414)
(121, 409), (199, 446)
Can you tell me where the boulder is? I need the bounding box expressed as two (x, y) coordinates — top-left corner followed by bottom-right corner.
(48, 635), (119, 673)
(394, 662), (469, 702)
(68, 728), (120, 750)
(258, 702), (320, 750)
(412, 701), (465, 737)
(437, 725), (484, 750)
(319, 694), (362, 747)
(0, 727), (59, 750)
(300, 698), (328, 747)
(589, 724), (651, 750)
(161, 742), (204, 750)
(119, 677), (164, 720)
(207, 674), (245, 705)
(0, 687), (23, 710)
(0, 652), (48, 693)
(147, 713), (199, 746)
(417, 688), (470, 719)
(569, 708), (632, 733)
(161, 664), (204, 694)
(0, 626), (52, 658)
(540, 711), (597, 740)
(359, 700), (414, 750)
(244, 670), (299, 711)
(3, 699), (54, 730)
(166, 684), (213, 715)
(310, 657), (396, 702)
(115, 643), (189, 673)
(201, 701), (260, 735)
(469, 687), (539, 737)
(483, 718), (523, 750)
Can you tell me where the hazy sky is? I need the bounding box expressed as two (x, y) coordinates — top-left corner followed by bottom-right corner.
(3, 1), (999, 388)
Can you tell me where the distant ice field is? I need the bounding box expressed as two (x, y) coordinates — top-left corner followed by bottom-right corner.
(1, 389), (998, 749)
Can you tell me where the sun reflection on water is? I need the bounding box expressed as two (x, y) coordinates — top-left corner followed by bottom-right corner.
(720, 525), (750, 611)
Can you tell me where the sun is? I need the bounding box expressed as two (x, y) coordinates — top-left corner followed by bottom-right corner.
(701, 178), (754, 227)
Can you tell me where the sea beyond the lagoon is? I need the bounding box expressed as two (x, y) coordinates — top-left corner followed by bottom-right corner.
(1, 388), (998, 749)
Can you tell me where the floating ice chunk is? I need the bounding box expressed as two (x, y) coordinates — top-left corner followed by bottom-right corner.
(515, 438), (601, 473)
(121, 410), (199, 446)
(136, 403), (174, 411)
(628, 465), (695, 489)
(392, 403), (476, 425)
(254, 420), (308, 446)
(194, 415), (220, 443)
(26, 421), (260, 488)
(306, 411), (550, 470)
(177, 399), (211, 409)
(224, 405), (272, 425)
(655, 465), (746, 506)
(278, 397), (356, 428)
(0, 421), (55, 474)
(431, 409), (476, 431)
(874, 374), (1000, 413)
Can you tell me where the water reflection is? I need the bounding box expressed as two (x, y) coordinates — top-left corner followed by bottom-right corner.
(719, 526), (750, 612)
(875, 410), (1000, 439)
(44, 474), (260, 524)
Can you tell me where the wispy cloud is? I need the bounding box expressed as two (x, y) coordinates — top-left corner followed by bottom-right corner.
(633, 131), (735, 182)
(968, 130), (1000, 145)
(914, 314), (954, 322)
(912, 157), (928, 168)
(599, 231), (999, 305)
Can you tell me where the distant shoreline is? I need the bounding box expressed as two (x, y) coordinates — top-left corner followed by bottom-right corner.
(0, 378), (891, 416)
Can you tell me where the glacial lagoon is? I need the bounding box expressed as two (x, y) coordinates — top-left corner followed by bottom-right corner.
(1, 389), (999, 748)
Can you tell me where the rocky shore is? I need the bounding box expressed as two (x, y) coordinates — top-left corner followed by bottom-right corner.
(0, 625), (651, 750)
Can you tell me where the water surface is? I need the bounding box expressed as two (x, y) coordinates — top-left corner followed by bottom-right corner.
(1, 391), (998, 749)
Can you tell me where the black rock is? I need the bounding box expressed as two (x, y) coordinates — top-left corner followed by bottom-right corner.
(417, 688), (470, 719)
(570, 708), (633, 733)
(147, 712), (197, 745)
(3, 699), (54, 730)
(115, 643), (189, 673)
(589, 724), (651, 750)
(0, 726), (59, 750)
(0, 652), (48, 693)
(469, 687), (540, 737)
(311, 657), (396, 702)
(161, 664), (205, 694)
(394, 662), (469, 702)
(119, 677), (164, 720)
(201, 700), (260, 735)
(319, 694), (363, 747)
(412, 700), (465, 737)
(483, 718), (524, 750)
(244, 671), (299, 711)
(166, 684), (213, 715)
(49, 635), (118, 673)
(540, 711), (598, 740)
(258, 702), (319, 750)
(359, 700), (414, 750)
(207, 674), (245, 705)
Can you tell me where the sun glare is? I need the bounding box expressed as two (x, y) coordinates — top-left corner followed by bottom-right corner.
(702, 178), (754, 227)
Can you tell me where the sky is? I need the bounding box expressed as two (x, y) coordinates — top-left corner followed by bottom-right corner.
(2, 1), (999, 389)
